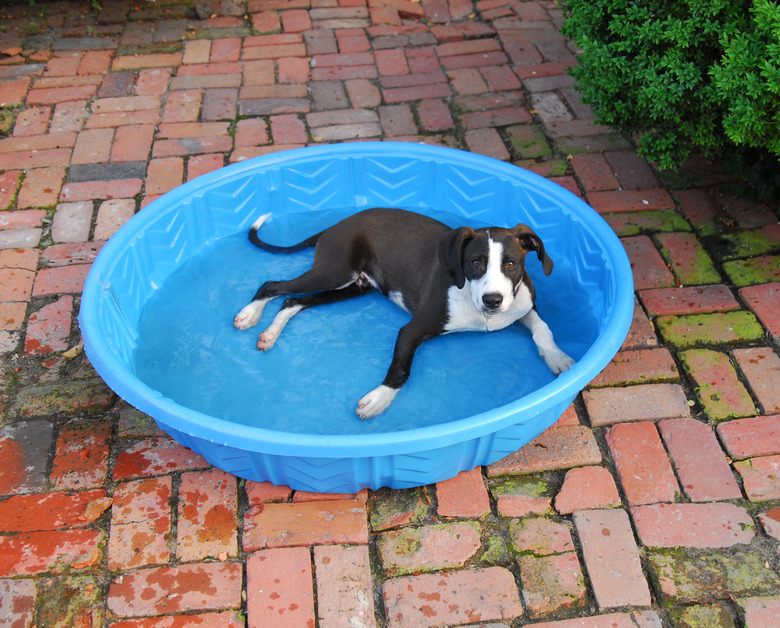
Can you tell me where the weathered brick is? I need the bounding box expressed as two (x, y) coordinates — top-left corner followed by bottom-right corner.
(583, 383), (690, 425)
(0, 579), (35, 628)
(554, 466), (621, 514)
(50, 419), (111, 491)
(723, 254), (780, 286)
(659, 418), (742, 501)
(435, 467), (491, 518)
(113, 437), (210, 480)
(32, 264), (91, 296)
(639, 285), (739, 316)
(733, 347), (780, 414)
(655, 231), (721, 285)
(510, 517), (574, 556)
(177, 468), (238, 562)
(606, 421), (680, 505)
(52, 201), (92, 243)
(734, 455), (780, 501)
(314, 544), (376, 628)
(111, 124), (154, 162)
(243, 499), (368, 550)
(369, 488), (430, 531)
(588, 348), (678, 387)
(0, 529), (103, 576)
(739, 283), (780, 340)
(621, 235), (676, 290)
(516, 553), (587, 619)
(658, 311), (764, 348)
(588, 189), (675, 213)
(146, 156), (184, 195)
(573, 509), (651, 609)
(679, 349), (757, 421)
(377, 521), (481, 576)
(487, 425), (601, 475)
(736, 596), (780, 628)
(717, 414), (780, 459)
(107, 563), (242, 617)
(0, 421), (54, 495)
(382, 567), (523, 628)
(246, 547), (314, 628)
(93, 198), (135, 240)
(0, 489), (110, 532)
(490, 475), (555, 517)
(17, 166), (65, 208)
(632, 503), (754, 548)
(9, 378), (114, 417)
(24, 295), (73, 355)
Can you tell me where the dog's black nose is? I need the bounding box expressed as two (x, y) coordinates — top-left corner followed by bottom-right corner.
(482, 293), (503, 310)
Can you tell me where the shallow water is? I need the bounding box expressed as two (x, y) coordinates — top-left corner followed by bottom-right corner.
(133, 232), (597, 435)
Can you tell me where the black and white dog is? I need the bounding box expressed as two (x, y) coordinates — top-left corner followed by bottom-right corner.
(234, 208), (574, 418)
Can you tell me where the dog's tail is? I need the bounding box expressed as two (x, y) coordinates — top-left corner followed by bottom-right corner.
(248, 213), (322, 253)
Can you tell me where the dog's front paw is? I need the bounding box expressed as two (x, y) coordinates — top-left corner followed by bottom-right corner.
(256, 330), (277, 351)
(543, 348), (575, 375)
(356, 385), (398, 419)
(234, 302), (264, 330)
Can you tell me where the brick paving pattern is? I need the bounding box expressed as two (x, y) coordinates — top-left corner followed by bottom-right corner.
(0, 0), (779, 626)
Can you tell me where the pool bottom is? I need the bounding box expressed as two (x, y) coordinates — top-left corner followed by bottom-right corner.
(132, 232), (596, 436)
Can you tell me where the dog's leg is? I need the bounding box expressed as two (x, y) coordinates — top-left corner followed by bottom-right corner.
(519, 309), (574, 374)
(256, 283), (370, 350)
(357, 320), (434, 419)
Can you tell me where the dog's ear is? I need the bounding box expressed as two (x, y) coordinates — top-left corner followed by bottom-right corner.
(513, 224), (553, 275)
(438, 226), (475, 288)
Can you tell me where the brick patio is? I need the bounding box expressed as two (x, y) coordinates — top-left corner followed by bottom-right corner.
(1, 0), (779, 626)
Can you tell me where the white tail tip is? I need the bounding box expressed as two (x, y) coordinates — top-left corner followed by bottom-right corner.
(251, 213), (271, 231)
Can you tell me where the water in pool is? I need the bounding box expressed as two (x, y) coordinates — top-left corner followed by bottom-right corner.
(133, 231), (597, 435)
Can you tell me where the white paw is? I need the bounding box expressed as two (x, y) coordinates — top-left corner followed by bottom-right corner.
(233, 301), (264, 330)
(256, 330), (277, 351)
(543, 349), (575, 375)
(356, 385), (398, 419)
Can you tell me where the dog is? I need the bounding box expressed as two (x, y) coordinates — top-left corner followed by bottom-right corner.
(234, 207), (574, 418)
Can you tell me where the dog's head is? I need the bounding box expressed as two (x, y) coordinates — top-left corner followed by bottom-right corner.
(438, 223), (552, 313)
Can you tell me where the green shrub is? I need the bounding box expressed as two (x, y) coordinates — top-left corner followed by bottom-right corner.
(561, 0), (780, 171)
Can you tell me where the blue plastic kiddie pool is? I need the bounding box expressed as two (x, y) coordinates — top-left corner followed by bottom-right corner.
(79, 142), (633, 492)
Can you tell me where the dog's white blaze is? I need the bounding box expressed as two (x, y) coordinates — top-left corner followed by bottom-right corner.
(356, 385), (398, 419)
(388, 290), (408, 312)
(470, 237), (514, 313)
(445, 280), (533, 333)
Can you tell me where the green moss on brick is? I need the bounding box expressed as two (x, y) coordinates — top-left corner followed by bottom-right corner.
(656, 311), (764, 348)
(723, 255), (780, 286)
(603, 210), (692, 237)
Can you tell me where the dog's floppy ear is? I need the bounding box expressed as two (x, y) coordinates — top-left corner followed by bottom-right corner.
(438, 226), (475, 289)
(513, 224), (553, 275)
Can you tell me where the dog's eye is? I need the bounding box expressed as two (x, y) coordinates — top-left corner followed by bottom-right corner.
(471, 258), (481, 268)
(504, 260), (516, 269)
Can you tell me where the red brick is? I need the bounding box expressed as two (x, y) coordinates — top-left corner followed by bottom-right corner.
(583, 383), (690, 425)
(183, 40), (211, 65)
(0, 210), (45, 231)
(314, 544), (375, 627)
(211, 38), (241, 63)
(246, 547), (314, 628)
(245, 480), (292, 506)
(517, 553), (587, 619)
(639, 285), (739, 316)
(13, 106), (50, 137)
(110, 611), (245, 628)
(0, 489), (110, 532)
(243, 43), (307, 61)
(554, 466), (621, 514)
(487, 425), (601, 475)
(108, 476), (172, 570)
(659, 418), (742, 502)
(733, 347), (780, 414)
(146, 157), (184, 195)
(0, 579), (35, 628)
(588, 189), (675, 214)
(111, 124), (154, 162)
(278, 56), (310, 83)
(734, 455), (780, 501)
(41, 242), (103, 266)
(0, 147), (72, 170)
(631, 503), (754, 548)
(481, 64), (521, 92)
(621, 235), (676, 290)
(17, 166), (65, 208)
(50, 419), (112, 491)
(679, 349), (757, 421)
(162, 90), (202, 123)
(187, 154), (224, 181)
(94, 198), (136, 240)
(0, 132), (76, 154)
(44, 55), (81, 77)
(0, 302), (26, 331)
(606, 421), (680, 505)
(24, 295), (72, 355)
(435, 467), (491, 518)
(136, 67), (173, 96)
(113, 437), (210, 480)
(449, 67), (488, 95)
(0, 170), (21, 209)
(588, 348), (678, 387)
(282, 8), (313, 32)
(379, 103), (416, 137)
(112, 53), (183, 71)
(153, 136), (233, 157)
(511, 517), (574, 555)
(740, 283), (780, 340)
(717, 414), (780, 459)
(377, 522), (481, 576)
(417, 98), (454, 131)
(738, 597), (780, 628)
(77, 49), (113, 75)
(177, 468), (238, 562)
(573, 509), (651, 609)
(382, 567), (523, 628)
(26, 85), (97, 105)
(655, 231), (719, 285)
(571, 153), (619, 192)
(252, 10), (281, 34)
(71, 127), (113, 164)
(0, 77), (31, 107)
(270, 114), (305, 144)
(0, 528), (102, 576)
(465, 127), (510, 160)
(107, 563), (242, 617)
(32, 264), (91, 296)
(0, 267), (35, 302)
(242, 60), (275, 86)
(243, 499), (368, 550)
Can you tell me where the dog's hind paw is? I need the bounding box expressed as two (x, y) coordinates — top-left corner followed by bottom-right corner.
(356, 385), (398, 419)
(234, 301), (264, 330)
(256, 330), (277, 351)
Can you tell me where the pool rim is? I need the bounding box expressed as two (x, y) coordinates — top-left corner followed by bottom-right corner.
(79, 141), (634, 459)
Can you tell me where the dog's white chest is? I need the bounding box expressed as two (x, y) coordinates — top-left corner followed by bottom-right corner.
(443, 283), (533, 333)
